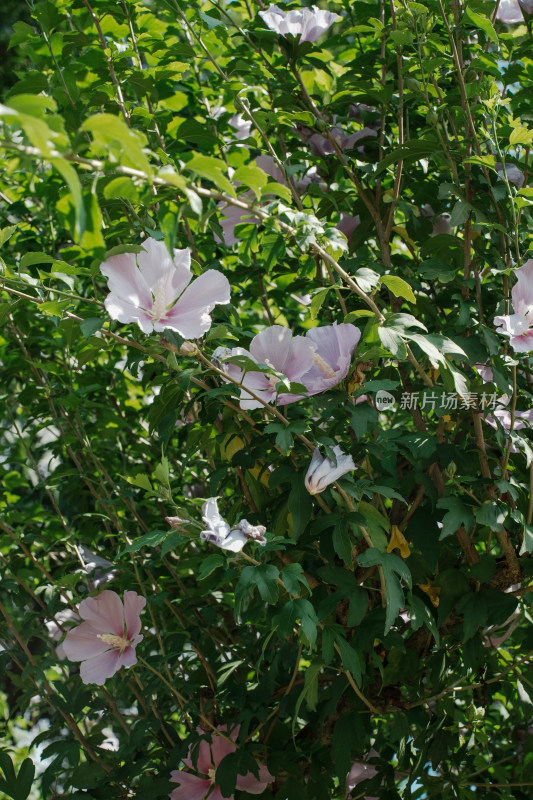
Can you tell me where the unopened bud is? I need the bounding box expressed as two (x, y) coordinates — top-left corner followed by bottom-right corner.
(445, 461), (457, 478)
(426, 109), (438, 127)
(179, 341), (198, 355)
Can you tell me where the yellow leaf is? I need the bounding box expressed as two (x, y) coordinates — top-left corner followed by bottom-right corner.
(387, 525), (411, 558)
(417, 580), (441, 607)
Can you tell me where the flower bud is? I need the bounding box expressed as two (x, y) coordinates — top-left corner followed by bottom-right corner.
(179, 341), (198, 355)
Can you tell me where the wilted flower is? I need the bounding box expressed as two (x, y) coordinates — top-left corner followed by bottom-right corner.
(259, 4), (341, 43)
(305, 445), (355, 494)
(519, 0), (533, 15)
(494, 260), (533, 351)
(302, 323), (361, 395)
(495, 0), (525, 23)
(337, 213), (360, 244)
(346, 749), (380, 799)
(45, 609), (79, 659)
(200, 498), (266, 552)
(307, 125), (377, 157)
(169, 724), (274, 800)
(78, 545), (118, 589)
(496, 162), (525, 188)
(62, 590), (146, 685)
(100, 238), (231, 337)
(223, 326), (316, 409)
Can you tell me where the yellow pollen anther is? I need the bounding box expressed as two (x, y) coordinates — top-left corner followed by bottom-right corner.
(312, 352), (336, 379)
(98, 633), (130, 652)
(207, 767), (216, 781)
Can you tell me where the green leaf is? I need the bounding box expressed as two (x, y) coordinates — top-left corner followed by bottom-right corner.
(288, 473), (313, 539)
(187, 153), (235, 197)
(197, 554), (225, 580)
(464, 7), (498, 45)
(520, 525), (533, 555)
(233, 165), (268, 200)
(310, 287), (331, 319)
(449, 198), (472, 227)
(292, 662), (322, 733)
(121, 529), (168, 553)
(436, 496), (474, 539)
(281, 563), (309, 595)
(335, 636), (363, 684)
(51, 157), (85, 240)
(509, 126), (533, 147)
(475, 501), (508, 531)
(235, 565), (279, 614)
(332, 520), (353, 566)
(20, 252), (55, 268)
(380, 275), (416, 303)
(356, 548), (412, 633)
(82, 113), (152, 177)
(0, 225), (17, 247)
(80, 317), (105, 339)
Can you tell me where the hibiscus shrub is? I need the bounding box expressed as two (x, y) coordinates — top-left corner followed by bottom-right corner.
(1, 1), (533, 798)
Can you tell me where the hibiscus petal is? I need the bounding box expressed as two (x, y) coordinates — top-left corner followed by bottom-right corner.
(100, 253), (152, 309)
(511, 259), (533, 314)
(79, 649), (122, 685)
(104, 295), (155, 333)
(494, 313), (529, 336)
(118, 642), (140, 668)
(136, 239), (188, 293)
(123, 591), (146, 639)
(163, 270), (231, 338)
(205, 787), (226, 800)
(249, 326), (292, 370)
(202, 498), (231, 538)
(281, 335), (316, 382)
(235, 765), (274, 793)
(211, 731), (237, 767)
(169, 771), (212, 800)
(78, 590), (125, 637)
(62, 622), (111, 661)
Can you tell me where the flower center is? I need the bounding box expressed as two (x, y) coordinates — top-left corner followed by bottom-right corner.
(151, 279), (169, 321)
(312, 352), (336, 378)
(97, 633), (131, 653)
(207, 767), (216, 782)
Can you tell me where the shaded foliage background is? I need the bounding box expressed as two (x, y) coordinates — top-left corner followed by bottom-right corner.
(0, 1), (533, 799)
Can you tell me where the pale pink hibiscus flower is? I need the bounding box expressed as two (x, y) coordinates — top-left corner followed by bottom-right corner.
(62, 590), (146, 685)
(223, 325), (316, 409)
(169, 724), (273, 800)
(259, 4), (341, 43)
(494, 259), (533, 352)
(100, 238), (230, 337)
(302, 323), (361, 395)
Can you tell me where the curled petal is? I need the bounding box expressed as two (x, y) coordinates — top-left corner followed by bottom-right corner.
(305, 445), (355, 494)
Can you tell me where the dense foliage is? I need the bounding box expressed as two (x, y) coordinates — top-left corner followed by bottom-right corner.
(1, 1), (533, 798)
